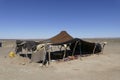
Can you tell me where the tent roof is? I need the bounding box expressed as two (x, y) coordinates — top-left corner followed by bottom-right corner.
(51, 38), (81, 45)
(49, 31), (73, 44)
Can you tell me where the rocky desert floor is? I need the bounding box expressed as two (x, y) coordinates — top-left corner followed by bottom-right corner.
(0, 38), (120, 80)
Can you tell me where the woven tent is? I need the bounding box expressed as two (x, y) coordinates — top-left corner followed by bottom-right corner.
(30, 31), (103, 64)
(48, 31), (102, 54)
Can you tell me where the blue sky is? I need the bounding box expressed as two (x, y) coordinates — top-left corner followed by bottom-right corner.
(0, 0), (120, 39)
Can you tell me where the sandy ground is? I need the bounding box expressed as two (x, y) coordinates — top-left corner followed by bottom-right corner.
(0, 39), (120, 80)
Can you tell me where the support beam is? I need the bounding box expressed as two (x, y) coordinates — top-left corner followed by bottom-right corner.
(72, 41), (79, 56)
(63, 44), (67, 60)
(42, 44), (47, 66)
(48, 45), (51, 65)
(78, 41), (82, 60)
(93, 43), (97, 55)
(101, 42), (107, 54)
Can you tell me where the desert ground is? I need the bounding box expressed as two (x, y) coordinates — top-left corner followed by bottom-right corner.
(0, 38), (120, 80)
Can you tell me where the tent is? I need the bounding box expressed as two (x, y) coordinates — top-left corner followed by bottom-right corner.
(49, 38), (102, 56)
(31, 31), (103, 64)
(48, 31), (102, 55)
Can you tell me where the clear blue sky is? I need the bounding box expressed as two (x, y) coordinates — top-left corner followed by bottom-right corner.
(0, 0), (120, 39)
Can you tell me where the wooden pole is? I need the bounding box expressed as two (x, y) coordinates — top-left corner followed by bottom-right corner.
(78, 41), (82, 60)
(63, 44), (67, 60)
(72, 41), (78, 56)
(25, 49), (28, 58)
(93, 43), (97, 55)
(42, 44), (47, 66)
(48, 45), (51, 65)
(101, 42), (106, 54)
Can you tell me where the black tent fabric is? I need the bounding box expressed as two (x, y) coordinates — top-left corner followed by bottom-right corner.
(0, 42), (2, 47)
(69, 38), (102, 54)
(51, 38), (102, 54)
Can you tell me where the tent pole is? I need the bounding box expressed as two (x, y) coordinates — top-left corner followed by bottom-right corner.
(93, 43), (97, 54)
(42, 45), (46, 66)
(101, 42), (106, 54)
(78, 41), (82, 60)
(50, 45), (53, 52)
(48, 45), (51, 65)
(60, 45), (62, 52)
(72, 41), (78, 56)
(25, 48), (28, 58)
(63, 44), (67, 60)
(25, 48), (29, 63)
(48, 50), (51, 65)
(58, 45), (62, 51)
